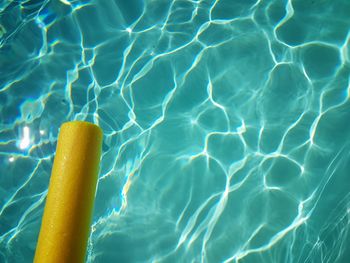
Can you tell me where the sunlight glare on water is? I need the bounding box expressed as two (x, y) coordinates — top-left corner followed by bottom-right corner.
(0, 0), (350, 262)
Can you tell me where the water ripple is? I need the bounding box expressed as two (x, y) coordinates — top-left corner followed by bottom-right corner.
(0, 0), (350, 262)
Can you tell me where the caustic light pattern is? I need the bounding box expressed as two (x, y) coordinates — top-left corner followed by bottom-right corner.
(0, 0), (350, 262)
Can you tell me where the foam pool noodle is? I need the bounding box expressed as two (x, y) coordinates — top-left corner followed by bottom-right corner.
(34, 121), (103, 263)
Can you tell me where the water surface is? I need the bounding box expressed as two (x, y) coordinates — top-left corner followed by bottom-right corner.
(0, 0), (350, 262)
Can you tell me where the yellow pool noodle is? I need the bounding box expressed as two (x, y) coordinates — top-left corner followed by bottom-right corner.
(34, 121), (103, 263)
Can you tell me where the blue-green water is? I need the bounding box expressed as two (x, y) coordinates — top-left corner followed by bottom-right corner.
(1, 0), (350, 262)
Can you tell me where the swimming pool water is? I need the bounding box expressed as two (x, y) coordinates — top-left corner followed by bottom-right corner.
(1, 0), (350, 262)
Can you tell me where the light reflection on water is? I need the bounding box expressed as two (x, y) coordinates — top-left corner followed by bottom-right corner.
(0, 0), (350, 262)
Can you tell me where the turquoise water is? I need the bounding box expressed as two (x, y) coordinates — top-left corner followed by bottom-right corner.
(1, 0), (350, 262)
